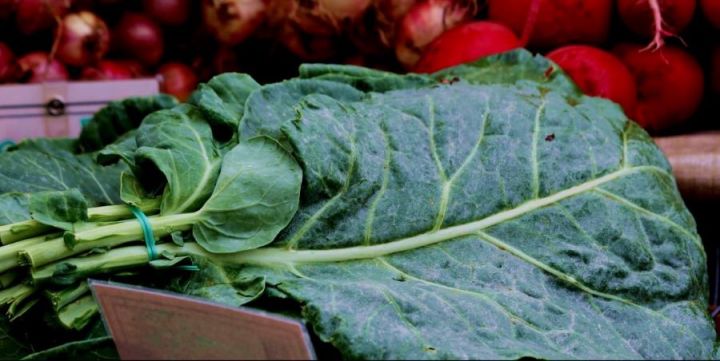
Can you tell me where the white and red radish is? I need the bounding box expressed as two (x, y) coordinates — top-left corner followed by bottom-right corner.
(157, 62), (198, 101)
(395, 0), (475, 69)
(0, 43), (18, 83)
(487, 0), (612, 49)
(617, 0), (696, 50)
(144, 0), (191, 26)
(17, 51), (69, 83)
(81, 60), (135, 80)
(114, 13), (164, 66)
(614, 43), (704, 132)
(16, 0), (72, 35)
(547, 45), (637, 115)
(413, 21), (519, 73)
(701, 0), (720, 28)
(55, 11), (110, 67)
(202, 0), (267, 46)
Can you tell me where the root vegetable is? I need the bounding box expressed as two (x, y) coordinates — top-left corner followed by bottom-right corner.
(55, 11), (110, 67)
(617, 0), (696, 50)
(413, 21), (520, 73)
(487, 0), (612, 49)
(614, 43), (704, 132)
(17, 52), (69, 83)
(114, 13), (164, 66)
(144, 0), (191, 26)
(547, 45), (637, 115)
(395, 0), (475, 68)
(157, 62), (198, 102)
(202, 0), (266, 46)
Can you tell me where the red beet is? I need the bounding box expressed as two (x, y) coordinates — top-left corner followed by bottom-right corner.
(17, 52), (69, 83)
(16, 0), (72, 35)
(701, 0), (720, 28)
(547, 45), (637, 115)
(157, 62), (198, 102)
(0, 43), (18, 83)
(614, 43), (704, 132)
(413, 21), (520, 73)
(144, 0), (190, 26)
(487, 0), (612, 49)
(395, 0), (475, 68)
(617, 0), (696, 50)
(81, 60), (135, 80)
(202, 0), (266, 45)
(55, 11), (110, 67)
(114, 13), (164, 66)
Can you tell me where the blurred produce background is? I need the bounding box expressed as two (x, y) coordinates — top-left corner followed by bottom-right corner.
(0, 0), (717, 136)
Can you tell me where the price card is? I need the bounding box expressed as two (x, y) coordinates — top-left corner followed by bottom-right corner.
(90, 280), (315, 360)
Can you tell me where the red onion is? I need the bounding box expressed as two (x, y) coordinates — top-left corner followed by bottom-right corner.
(157, 62), (198, 102)
(81, 60), (135, 80)
(114, 13), (164, 66)
(56, 11), (110, 67)
(0, 43), (19, 83)
(395, 0), (475, 68)
(202, 0), (267, 45)
(16, 0), (72, 35)
(144, 0), (191, 26)
(17, 52), (69, 83)
(280, 22), (338, 61)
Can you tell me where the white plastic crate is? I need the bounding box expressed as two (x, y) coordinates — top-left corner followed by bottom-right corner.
(0, 79), (159, 145)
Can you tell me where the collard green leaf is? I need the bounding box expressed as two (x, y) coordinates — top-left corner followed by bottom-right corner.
(189, 73), (261, 140)
(29, 189), (88, 231)
(0, 141), (124, 206)
(239, 79), (364, 144)
(0, 194), (30, 226)
(432, 49), (580, 94)
(192, 136), (302, 253)
(229, 82), (712, 359)
(77, 95), (178, 152)
(134, 104), (222, 215)
(299, 63), (436, 92)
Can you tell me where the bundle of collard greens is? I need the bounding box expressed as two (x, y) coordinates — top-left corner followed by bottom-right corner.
(0, 49), (716, 360)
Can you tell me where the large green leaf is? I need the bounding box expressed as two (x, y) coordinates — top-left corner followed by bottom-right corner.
(0, 194), (30, 226)
(0, 140), (124, 206)
(77, 95), (178, 153)
(192, 137), (302, 253)
(133, 104), (222, 214)
(227, 82), (712, 359)
(188, 73), (261, 140)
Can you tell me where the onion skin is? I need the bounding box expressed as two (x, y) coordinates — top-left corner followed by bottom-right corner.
(144, 0), (191, 26)
(395, 0), (475, 69)
(17, 52), (69, 83)
(157, 62), (198, 102)
(114, 13), (164, 66)
(16, 0), (72, 35)
(81, 60), (135, 80)
(56, 11), (110, 67)
(0, 42), (19, 83)
(202, 0), (266, 46)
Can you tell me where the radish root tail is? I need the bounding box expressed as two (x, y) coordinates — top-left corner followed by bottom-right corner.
(640, 0), (686, 52)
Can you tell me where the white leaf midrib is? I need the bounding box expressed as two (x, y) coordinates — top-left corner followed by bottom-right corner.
(228, 165), (669, 266)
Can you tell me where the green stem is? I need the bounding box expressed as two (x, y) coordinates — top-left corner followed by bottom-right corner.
(31, 243), (212, 285)
(21, 212), (196, 268)
(0, 283), (36, 315)
(0, 200), (161, 245)
(0, 233), (61, 273)
(0, 271), (18, 289)
(45, 281), (90, 311)
(57, 294), (97, 331)
(0, 221), (53, 246)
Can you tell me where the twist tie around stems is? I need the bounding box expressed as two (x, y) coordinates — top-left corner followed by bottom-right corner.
(129, 205), (157, 261)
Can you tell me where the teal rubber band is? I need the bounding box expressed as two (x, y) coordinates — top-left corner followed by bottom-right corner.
(129, 206), (157, 261)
